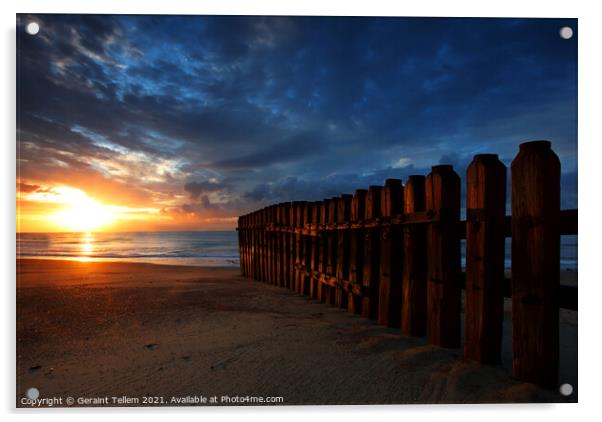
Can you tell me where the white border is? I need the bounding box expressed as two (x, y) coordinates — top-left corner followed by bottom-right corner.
(3, 1), (601, 421)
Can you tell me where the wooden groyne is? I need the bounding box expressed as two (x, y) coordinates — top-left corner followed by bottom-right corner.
(237, 140), (577, 388)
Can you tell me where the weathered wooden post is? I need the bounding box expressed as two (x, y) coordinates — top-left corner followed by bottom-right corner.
(362, 186), (382, 319)
(401, 176), (427, 336)
(289, 202), (299, 290)
(426, 165), (461, 348)
(265, 206), (273, 284)
(295, 202), (307, 293)
(261, 207), (268, 282)
(325, 197), (339, 305)
(310, 201), (322, 299)
(301, 202), (313, 295)
(274, 205), (282, 286)
(465, 154), (506, 364)
(244, 214), (250, 278)
(511, 140), (560, 387)
(259, 208), (265, 281)
(251, 211), (258, 280)
(318, 200), (330, 303)
(348, 189), (367, 314)
(270, 205), (277, 285)
(283, 202), (292, 288)
(378, 179), (404, 327)
(335, 194), (353, 308)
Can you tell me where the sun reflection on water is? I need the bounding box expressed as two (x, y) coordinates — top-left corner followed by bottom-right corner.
(76, 232), (95, 262)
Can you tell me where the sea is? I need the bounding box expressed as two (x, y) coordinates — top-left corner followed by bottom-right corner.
(16, 231), (578, 270)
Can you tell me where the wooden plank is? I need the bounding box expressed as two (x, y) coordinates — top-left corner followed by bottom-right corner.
(362, 186), (382, 319)
(294, 202), (307, 293)
(288, 202), (298, 289)
(348, 189), (367, 314)
(310, 201), (322, 299)
(465, 154), (506, 364)
(302, 202), (313, 295)
(238, 216), (244, 277)
(260, 207), (267, 282)
(282, 203), (291, 288)
(401, 176), (427, 336)
(325, 197), (339, 305)
(275, 205), (282, 286)
(253, 211), (259, 280)
(426, 165), (461, 348)
(378, 179), (404, 327)
(335, 194), (353, 308)
(317, 200), (330, 303)
(270, 205), (278, 285)
(511, 140), (560, 387)
(263, 205), (273, 284)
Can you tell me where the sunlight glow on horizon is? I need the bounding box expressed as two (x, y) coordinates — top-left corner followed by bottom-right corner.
(18, 185), (169, 232)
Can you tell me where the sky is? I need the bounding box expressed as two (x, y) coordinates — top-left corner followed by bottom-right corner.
(16, 15), (577, 232)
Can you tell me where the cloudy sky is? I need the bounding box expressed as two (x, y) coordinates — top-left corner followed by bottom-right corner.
(16, 15), (577, 232)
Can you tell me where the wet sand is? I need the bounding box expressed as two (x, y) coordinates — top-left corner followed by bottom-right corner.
(16, 259), (577, 407)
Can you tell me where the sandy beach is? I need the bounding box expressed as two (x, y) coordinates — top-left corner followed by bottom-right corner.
(16, 259), (577, 407)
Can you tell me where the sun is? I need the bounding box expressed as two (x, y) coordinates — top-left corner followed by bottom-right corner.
(52, 202), (114, 232)
(47, 187), (115, 232)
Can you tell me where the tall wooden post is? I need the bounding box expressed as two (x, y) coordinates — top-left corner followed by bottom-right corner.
(250, 212), (256, 280)
(302, 202), (313, 295)
(310, 201), (322, 299)
(426, 165), (461, 348)
(266, 206), (273, 284)
(348, 189), (367, 314)
(274, 205), (282, 286)
(272, 205), (277, 284)
(325, 197), (339, 305)
(237, 216), (242, 275)
(465, 154), (506, 364)
(289, 202), (299, 290)
(318, 199), (331, 303)
(283, 203), (292, 288)
(378, 179), (404, 327)
(335, 194), (352, 308)
(295, 202), (307, 293)
(270, 205), (277, 285)
(362, 186), (382, 319)
(511, 140), (560, 387)
(261, 207), (268, 282)
(401, 176), (427, 336)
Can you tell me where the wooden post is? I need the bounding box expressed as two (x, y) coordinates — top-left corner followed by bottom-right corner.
(301, 202), (313, 295)
(236, 216), (245, 277)
(283, 203), (292, 289)
(401, 176), (427, 336)
(348, 189), (367, 314)
(274, 205), (281, 286)
(378, 179), (404, 327)
(260, 207), (267, 282)
(426, 165), (461, 348)
(271, 204), (280, 286)
(289, 202), (299, 290)
(335, 194), (352, 308)
(317, 200), (330, 303)
(295, 202), (307, 293)
(268, 205), (276, 285)
(278, 203), (287, 287)
(465, 154), (506, 364)
(511, 140), (560, 387)
(251, 211), (258, 280)
(362, 186), (382, 319)
(325, 197), (339, 305)
(266, 206), (273, 284)
(310, 201), (322, 299)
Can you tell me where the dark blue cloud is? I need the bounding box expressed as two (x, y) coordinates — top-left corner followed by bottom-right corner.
(17, 14), (577, 217)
